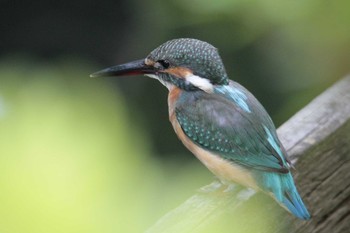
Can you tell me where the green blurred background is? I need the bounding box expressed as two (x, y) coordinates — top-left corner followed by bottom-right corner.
(0, 0), (349, 232)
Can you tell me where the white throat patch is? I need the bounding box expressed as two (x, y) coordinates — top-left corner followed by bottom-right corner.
(146, 73), (213, 92)
(185, 74), (213, 93)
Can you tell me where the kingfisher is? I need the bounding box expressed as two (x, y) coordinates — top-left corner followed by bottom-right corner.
(91, 38), (310, 220)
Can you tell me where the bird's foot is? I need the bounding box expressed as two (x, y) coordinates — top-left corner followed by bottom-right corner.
(237, 188), (256, 201)
(199, 179), (224, 193)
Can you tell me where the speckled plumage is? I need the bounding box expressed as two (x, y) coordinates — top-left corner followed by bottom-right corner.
(147, 38), (229, 85)
(175, 80), (289, 173)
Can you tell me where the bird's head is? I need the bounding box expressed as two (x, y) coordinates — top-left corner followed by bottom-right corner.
(91, 38), (229, 92)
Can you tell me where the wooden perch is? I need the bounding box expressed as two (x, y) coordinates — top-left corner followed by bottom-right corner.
(145, 76), (350, 233)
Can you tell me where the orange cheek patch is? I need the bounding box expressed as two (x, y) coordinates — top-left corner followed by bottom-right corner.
(164, 67), (192, 78)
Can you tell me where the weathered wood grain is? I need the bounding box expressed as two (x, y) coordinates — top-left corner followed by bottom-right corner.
(145, 76), (350, 233)
(278, 75), (350, 233)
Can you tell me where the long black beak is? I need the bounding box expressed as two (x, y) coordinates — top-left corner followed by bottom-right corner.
(90, 59), (155, 78)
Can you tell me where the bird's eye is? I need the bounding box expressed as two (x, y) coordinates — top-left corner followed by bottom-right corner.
(157, 59), (170, 69)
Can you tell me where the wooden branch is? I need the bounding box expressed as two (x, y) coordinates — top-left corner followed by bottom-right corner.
(145, 76), (350, 233)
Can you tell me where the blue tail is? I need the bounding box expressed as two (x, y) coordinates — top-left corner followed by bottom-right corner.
(258, 172), (311, 220)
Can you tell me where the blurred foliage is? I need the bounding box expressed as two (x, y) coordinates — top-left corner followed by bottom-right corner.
(0, 0), (349, 232)
(0, 58), (281, 232)
(0, 58), (215, 232)
(1, 0), (349, 157)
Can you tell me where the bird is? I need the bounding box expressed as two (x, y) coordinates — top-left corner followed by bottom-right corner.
(91, 38), (310, 220)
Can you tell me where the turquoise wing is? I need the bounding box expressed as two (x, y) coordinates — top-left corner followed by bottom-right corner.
(175, 83), (290, 173)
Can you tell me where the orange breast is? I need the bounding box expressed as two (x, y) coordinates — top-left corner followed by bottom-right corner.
(167, 87), (258, 190)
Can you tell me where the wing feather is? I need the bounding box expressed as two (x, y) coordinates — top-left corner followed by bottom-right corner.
(175, 82), (290, 173)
